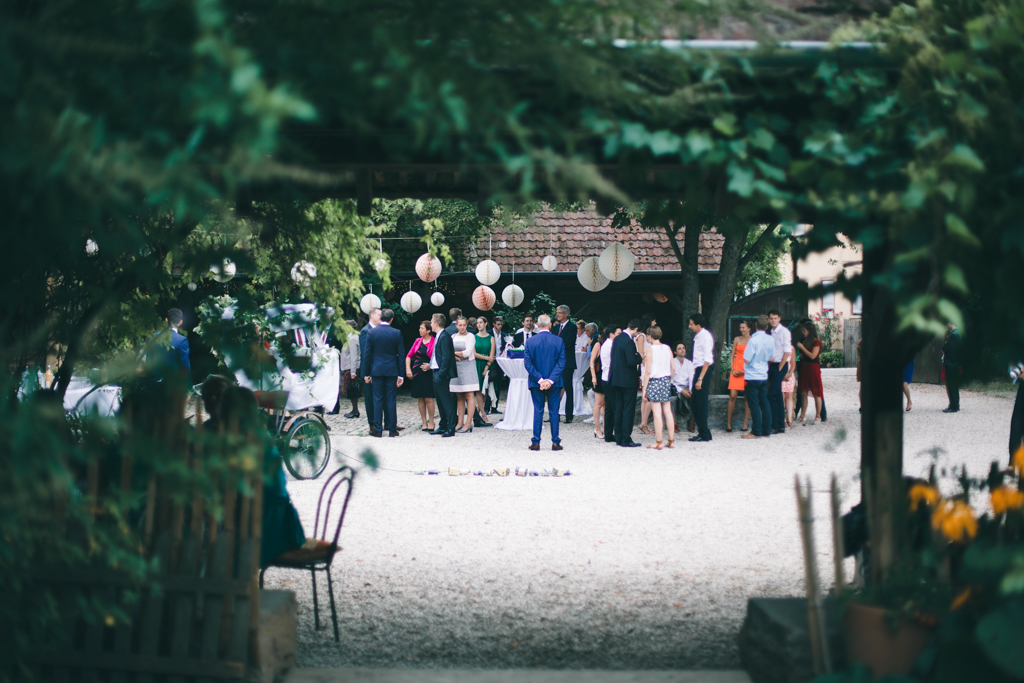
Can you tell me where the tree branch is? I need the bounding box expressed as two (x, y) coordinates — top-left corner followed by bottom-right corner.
(738, 223), (780, 271)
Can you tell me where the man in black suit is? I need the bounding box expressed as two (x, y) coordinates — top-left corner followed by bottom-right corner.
(942, 322), (963, 413)
(554, 305), (577, 423)
(359, 307), (382, 434)
(429, 313), (458, 437)
(445, 307), (462, 337)
(609, 319), (643, 447)
(512, 314), (537, 348)
(364, 309), (405, 437)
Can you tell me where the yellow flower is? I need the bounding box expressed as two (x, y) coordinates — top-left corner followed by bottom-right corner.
(991, 486), (1024, 516)
(909, 484), (940, 511)
(931, 500), (978, 542)
(1014, 444), (1024, 475)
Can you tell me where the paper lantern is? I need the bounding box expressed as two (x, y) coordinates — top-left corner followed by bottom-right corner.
(654, 292), (668, 303)
(472, 285), (496, 311)
(400, 291), (422, 314)
(360, 293), (381, 314)
(502, 284), (524, 308)
(541, 255), (558, 271)
(187, 282), (197, 292)
(430, 291), (445, 307)
(85, 239), (99, 256)
(374, 257), (388, 272)
(291, 260), (317, 286)
(598, 243), (634, 282)
(210, 259), (236, 283)
(577, 257), (610, 292)
(415, 253), (442, 282)
(475, 259), (501, 286)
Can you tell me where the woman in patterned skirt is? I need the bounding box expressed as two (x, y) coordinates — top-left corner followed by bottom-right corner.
(642, 325), (676, 449)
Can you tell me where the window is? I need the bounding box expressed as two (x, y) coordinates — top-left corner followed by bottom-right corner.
(822, 279), (835, 312)
(852, 294), (862, 316)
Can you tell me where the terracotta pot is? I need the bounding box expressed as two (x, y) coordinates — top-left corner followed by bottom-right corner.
(844, 602), (933, 678)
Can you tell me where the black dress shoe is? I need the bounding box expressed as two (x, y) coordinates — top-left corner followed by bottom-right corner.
(369, 430), (383, 438)
(689, 436), (711, 442)
(942, 407), (960, 413)
(528, 444), (540, 451)
(388, 430), (400, 437)
(552, 443), (564, 451)
(604, 437), (617, 444)
(620, 441), (641, 448)
(344, 411), (359, 419)
(564, 418), (573, 424)
(429, 428), (446, 435)
(772, 429), (785, 435)
(442, 431), (455, 438)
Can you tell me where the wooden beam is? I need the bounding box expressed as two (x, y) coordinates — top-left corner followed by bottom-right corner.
(665, 292), (685, 314)
(356, 170), (372, 216)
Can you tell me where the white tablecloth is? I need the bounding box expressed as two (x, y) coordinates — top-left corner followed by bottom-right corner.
(21, 373), (121, 416)
(560, 351), (592, 417)
(495, 357), (532, 430)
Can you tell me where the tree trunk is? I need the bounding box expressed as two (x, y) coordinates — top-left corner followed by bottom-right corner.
(706, 223), (751, 394)
(679, 224), (702, 348)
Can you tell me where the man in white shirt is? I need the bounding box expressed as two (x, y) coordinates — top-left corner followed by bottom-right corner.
(768, 309), (795, 434)
(600, 325), (619, 443)
(743, 314), (775, 438)
(670, 341), (695, 432)
(688, 313), (714, 442)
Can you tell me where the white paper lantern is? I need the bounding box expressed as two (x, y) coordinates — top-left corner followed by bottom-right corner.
(577, 257), (610, 292)
(472, 285), (496, 311)
(542, 255), (558, 271)
(598, 243), (635, 282)
(85, 239), (99, 256)
(187, 282), (197, 292)
(360, 293), (381, 314)
(430, 291), (445, 307)
(415, 253), (442, 282)
(400, 291), (422, 314)
(501, 284), (524, 308)
(475, 259), (501, 285)
(374, 257), (388, 272)
(210, 259), (236, 283)
(291, 260), (317, 286)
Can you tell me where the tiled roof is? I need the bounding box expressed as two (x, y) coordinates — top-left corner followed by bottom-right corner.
(465, 207), (724, 273)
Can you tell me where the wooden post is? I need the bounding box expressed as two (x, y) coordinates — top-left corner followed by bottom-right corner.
(795, 475), (832, 677)
(831, 474), (846, 593)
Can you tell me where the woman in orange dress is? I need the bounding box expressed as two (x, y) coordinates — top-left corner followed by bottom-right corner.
(727, 320), (752, 432)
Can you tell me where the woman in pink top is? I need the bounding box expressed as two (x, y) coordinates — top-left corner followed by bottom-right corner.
(405, 320), (436, 431)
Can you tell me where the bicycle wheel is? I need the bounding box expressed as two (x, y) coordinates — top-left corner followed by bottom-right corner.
(282, 416), (331, 480)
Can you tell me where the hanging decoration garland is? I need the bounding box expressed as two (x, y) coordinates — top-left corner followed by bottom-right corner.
(472, 285), (496, 311)
(415, 253), (442, 282)
(502, 262), (524, 307)
(598, 243), (635, 282)
(577, 256), (610, 292)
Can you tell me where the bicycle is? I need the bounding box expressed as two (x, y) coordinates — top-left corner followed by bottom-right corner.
(255, 390), (332, 480)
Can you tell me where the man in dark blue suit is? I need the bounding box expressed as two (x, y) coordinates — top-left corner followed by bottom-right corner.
(364, 309), (405, 437)
(162, 308), (191, 381)
(359, 307), (382, 432)
(524, 314), (566, 451)
(554, 304), (577, 423)
(608, 319), (643, 448)
(429, 313), (458, 437)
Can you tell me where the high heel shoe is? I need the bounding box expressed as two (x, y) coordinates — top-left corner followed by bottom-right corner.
(594, 430), (604, 439)
(456, 426), (473, 434)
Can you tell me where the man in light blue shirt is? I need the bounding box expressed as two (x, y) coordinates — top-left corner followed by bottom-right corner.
(742, 314), (775, 438)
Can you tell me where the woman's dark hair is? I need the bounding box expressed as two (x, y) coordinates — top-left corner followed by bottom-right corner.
(601, 325), (617, 343)
(419, 320), (433, 335)
(689, 313), (706, 328)
(200, 374), (234, 425)
(738, 319), (752, 333)
(640, 314), (657, 334)
(803, 322), (820, 343)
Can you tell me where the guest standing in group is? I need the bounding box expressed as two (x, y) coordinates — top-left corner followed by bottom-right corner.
(589, 325), (614, 440)
(726, 320), (752, 432)
(742, 315), (774, 439)
(359, 307), (382, 433)
(576, 321), (591, 353)
(942, 321), (962, 413)
(554, 305), (577, 423)
(485, 315), (509, 415)
(642, 326), (675, 449)
(405, 320), (436, 432)
(524, 314), (567, 451)
(512, 314), (537, 347)
(161, 308), (191, 380)
(450, 316), (479, 433)
(670, 342), (694, 433)
(781, 366), (796, 428)
(364, 309), (405, 437)
(795, 322), (824, 424)
(609, 319), (643, 448)
(600, 325), (620, 444)
(636, 314), (657, 435)
(429, 314), (458, 438)
(472, 316), (495, 427)
(446, 308), (462, 336)
(333, 319), (361, 417)
(767, 309), (794, 435)
(688, 313), (714, 442)
(903, 360), (914, 412)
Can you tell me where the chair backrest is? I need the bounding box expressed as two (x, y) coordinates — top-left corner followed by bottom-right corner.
(313, 466), (356, 549)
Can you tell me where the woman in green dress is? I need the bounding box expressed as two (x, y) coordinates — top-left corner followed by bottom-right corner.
(473, 316), (495, 427)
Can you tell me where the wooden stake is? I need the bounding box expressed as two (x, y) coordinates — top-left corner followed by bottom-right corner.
(831, 474), (846, 594)
(795, 475), (832, 677)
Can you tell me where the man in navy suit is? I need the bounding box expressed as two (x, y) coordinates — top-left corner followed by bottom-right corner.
(524, 314), (566, 451)
(429, 313), (458, 437)
(359, 307), (381, 432)
(608, 319), (643, 448)
(162, 308), (191, 380)
(364, 309), (405, 437)
(554, 305), (577, 423)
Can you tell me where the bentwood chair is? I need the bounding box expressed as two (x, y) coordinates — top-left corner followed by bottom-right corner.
(259, 466), (355, 641)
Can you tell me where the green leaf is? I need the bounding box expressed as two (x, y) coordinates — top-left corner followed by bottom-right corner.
(936, 298), (964, 330)
(727, 162), (754, 197)
(360, 448), (379, 470)
(685, 130), (713, 157)
(754, 158), (786, 183)
(750, 128), (775, 151)
(713, 113), (738, 137)
(943, 144), (985, 172)
(945, 214), (982, 247)
(944, 264), (968, 294)
(976, 598), (1024, 677)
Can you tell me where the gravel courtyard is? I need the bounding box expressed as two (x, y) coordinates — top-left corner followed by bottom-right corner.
(262, 375), (1017, 670)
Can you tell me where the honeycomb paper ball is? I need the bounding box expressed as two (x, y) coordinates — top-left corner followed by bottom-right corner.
(502, 284), (524, 308)
(541, 255), (558, 271)
(430, 291), (445, 307)
(415, 253), (442, 282)
(654, 292), (668, 303)
(475, 259), (501, 286)
(210, 259), (237, 283)
(400, 291), (422, 314)
(291, 260), (317, 286)
(577, 256), (610, 292)
(472, 285), (496, 311)
(598, 243), (634, 282)
(360, 293), (381, 314)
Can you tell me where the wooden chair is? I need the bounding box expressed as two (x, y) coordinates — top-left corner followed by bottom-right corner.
(259, 466), (355, 642)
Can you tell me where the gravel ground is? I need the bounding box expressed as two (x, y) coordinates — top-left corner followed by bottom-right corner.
(261, 376), (1016, 670)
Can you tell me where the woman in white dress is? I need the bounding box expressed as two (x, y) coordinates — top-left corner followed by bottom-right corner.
(450, 316), (479, 433)
(637, 314), (657, 435)
(642, 325), (675, 449)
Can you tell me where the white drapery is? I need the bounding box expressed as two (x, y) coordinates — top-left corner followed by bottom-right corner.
(559, 351), (592, 416)
(494, 357), (531, 430)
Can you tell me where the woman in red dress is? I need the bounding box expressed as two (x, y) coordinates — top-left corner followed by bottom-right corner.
(796, 322), (824, 424)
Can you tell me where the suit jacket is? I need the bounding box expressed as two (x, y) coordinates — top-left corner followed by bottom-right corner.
(524, 330), (566, 389)
(359, 322), (376, 377)
(554, 319), (577, 370)
(942, 328), (963, 367)
(444, 322), (459, 337)
(609, 332), (642, 388)
(512, 327), (536, 348)
(159, 329), (191, 371)
(432, 328), (458, 382)
(365, 323), (405, 377)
